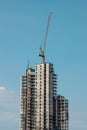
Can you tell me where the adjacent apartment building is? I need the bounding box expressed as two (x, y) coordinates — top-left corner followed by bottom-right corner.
(20, 62), (69, 130)
(53, 95), (69, 130)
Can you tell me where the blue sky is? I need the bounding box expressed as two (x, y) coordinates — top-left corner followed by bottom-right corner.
(0, 0), (87, 130)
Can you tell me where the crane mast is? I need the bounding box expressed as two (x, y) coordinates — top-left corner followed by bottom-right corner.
(39, 12), (52, 63)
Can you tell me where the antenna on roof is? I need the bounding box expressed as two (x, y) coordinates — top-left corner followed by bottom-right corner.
(27, 60), (30, 69)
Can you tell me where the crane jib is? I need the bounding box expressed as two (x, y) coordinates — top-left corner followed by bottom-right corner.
(39, 12), (52, 63)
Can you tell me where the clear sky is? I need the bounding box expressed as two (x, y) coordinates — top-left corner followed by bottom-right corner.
(0, 0), (87, 130)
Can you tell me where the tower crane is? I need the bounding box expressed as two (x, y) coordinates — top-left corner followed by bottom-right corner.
(39, 12), (52, 63)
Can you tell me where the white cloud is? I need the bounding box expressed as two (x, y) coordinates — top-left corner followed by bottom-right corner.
(0, 87), (19, 124)
(0, 86), (6, 91)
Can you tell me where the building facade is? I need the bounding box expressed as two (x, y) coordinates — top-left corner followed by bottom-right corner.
(53, 96), (69, 130)
(20, 62), (57, 130)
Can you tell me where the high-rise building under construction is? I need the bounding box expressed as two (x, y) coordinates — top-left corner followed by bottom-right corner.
(20, 62), (57, 130)
(20, 13), (69, 130)
(20, 63), (69, 130)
